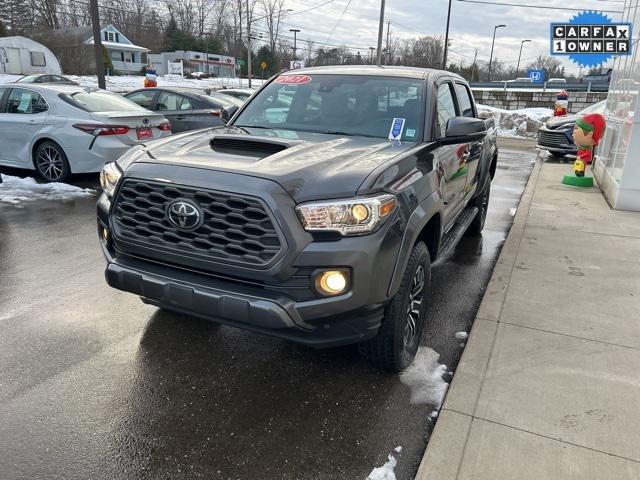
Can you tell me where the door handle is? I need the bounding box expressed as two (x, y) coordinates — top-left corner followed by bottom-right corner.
(28, 119), (39, 124)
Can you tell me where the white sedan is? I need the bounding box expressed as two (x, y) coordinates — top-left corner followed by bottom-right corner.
(0, 84), (171, 182)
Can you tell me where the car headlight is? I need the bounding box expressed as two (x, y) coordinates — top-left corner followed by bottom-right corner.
(295, 194), (397, 235)
(100, 162), (122, 198)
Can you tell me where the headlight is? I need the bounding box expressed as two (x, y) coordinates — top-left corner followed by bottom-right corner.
(296, 194), (397, 235)
(100, 162), (122, 198)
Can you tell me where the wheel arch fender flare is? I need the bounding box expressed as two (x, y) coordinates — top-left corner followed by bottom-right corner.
(387, 191), (444, 297)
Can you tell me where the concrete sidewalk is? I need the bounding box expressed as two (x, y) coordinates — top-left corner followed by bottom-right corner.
(416, 161), (640, 479)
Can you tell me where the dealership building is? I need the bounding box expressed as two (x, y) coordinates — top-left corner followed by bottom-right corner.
(148, 51), (236, 77)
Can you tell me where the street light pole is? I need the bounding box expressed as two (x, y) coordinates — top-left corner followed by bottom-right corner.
(488, 24), (506, 81)
(376, 0), (386, 66)
(289, 28), (300, 59)
(442, 0), (452, 70)
(515, 39), (531, 79)
(369, 47), (375, 64)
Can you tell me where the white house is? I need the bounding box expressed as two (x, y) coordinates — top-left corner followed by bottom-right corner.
(149, 50), (236, 77)
(0, 36), (62, 75)
(83, 24), (149, 74)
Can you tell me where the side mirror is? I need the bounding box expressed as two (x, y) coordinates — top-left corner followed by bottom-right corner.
(221, 105), (239, 123)
(442, 117), (487, 144)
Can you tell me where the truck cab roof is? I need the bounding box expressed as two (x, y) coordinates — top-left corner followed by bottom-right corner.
(285, 65), (464, 82)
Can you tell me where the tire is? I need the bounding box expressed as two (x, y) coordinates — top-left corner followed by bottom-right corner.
(34, 140), (71, 182)
(468, 179), (491, 235)
(359, 241), (431, 371)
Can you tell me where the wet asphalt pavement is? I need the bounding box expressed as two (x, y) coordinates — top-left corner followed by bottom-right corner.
(0, 146), (537, 480)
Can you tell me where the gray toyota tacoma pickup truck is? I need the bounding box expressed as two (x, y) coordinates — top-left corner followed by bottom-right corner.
(98, 66), (497, 371)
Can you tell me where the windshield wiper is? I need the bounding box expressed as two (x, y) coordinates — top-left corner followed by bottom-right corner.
(233, 125), (272, 129)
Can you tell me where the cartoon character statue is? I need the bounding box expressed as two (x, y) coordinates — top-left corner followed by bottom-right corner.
(572, 113), (606, 177)
(554, 90), (569, 117)
(144, 68), (157, 88)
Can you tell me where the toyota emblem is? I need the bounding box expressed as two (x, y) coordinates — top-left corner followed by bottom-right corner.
(142, 117), (150, 125)
(167, 200), (202, 230)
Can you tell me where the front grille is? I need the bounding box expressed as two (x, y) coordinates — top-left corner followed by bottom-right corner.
(112, 179), (284, 267)
(538, 130), (571, 148)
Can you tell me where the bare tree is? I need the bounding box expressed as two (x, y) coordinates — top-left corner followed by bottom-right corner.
(261, 0), (285, 52)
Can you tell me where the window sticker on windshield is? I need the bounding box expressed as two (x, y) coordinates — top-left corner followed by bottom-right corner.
(388, 118), (406, 141)
(275, 75), (312, 85)
(406, 128), (416, 138)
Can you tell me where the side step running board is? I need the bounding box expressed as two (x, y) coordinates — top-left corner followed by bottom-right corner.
(432, 206), (478, 268)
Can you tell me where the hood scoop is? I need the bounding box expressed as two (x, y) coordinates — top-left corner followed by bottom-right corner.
(210, 135), (297, 157)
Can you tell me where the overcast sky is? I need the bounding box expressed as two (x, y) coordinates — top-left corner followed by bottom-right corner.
(270, 0), (628, 75)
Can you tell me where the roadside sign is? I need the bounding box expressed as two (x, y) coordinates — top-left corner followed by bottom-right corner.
(260, 61), (268, 70)
(290, 60), (305, 70)
(236, 59), (246, 66)
(528, 69), (545, 83)
(167, 60), (183, 76)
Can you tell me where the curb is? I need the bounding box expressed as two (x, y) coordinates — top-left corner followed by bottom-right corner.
(414, 160), (542, 480)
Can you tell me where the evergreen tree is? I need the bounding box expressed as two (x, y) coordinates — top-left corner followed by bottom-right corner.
(0, 20), (7, 38)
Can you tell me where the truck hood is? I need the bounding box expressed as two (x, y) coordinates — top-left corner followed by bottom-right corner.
(133, 126), (417, 202)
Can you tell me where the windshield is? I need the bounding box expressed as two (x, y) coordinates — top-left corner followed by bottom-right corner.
(66, 91), (148, 112)
(17, 75), (40, 83)
(579, 100), (606, 115)
(233, 74), (425, 141)
(208, 92), (244, 107)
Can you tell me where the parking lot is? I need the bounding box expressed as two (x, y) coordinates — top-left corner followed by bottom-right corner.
(0, 145), (536, 480)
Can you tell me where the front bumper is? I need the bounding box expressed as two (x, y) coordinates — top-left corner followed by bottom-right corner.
(97, 167), (405, 348)
(536, 126), (577, 155)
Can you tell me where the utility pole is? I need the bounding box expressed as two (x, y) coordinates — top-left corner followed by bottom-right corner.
(246, 0), (252, 87)
(369, 47), (375, 64)
(488, 24), (506, 81)
(515, 39), (531, 79)
(376, 0), (385, 66)
(289, 28), (300, 60)
(89, 0), (105, 89)
(471, 49), (478, 82)
(385, 20), (391, 65)
(442, 0), (452, 70)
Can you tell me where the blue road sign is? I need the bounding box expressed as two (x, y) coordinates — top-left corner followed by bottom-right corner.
(528, 69), (545, 84)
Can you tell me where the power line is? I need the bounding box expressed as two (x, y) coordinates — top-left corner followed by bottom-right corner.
(324, 0), (354, 45)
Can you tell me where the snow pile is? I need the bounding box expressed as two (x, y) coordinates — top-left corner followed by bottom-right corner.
(477, 104), (553, 139)
(0, 174), (96, 205)
(367, 454), (397, 480)
(0, 74), (262, 93)
(399, 347), (449, 407)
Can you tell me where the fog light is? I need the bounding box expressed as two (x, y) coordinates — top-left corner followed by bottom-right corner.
(315, 270), (349, 296)
(100, 226), (109, 243)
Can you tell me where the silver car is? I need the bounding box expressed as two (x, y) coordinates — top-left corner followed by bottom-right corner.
(0, 84), (171, 182)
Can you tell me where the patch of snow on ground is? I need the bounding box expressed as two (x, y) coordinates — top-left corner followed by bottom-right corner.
(455, 331), (468, 340)
(394, 446), (402, 453)
(367, 454), (397, 480)
(0, 74), (263, 93)
(477, 104), (553, 139)
(430, 410), (439, 418)
(399, 347), (449, 407)
(509, 207), (518, 217)
(0, 175), (96, 205)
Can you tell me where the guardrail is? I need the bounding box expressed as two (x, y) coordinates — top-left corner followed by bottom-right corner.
(470, 81), (609, 92)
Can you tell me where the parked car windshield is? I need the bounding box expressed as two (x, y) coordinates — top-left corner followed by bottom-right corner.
(578, 100), (606, 115)
(233, 74), (425, 141)
(207, 92), (244, 107)
(65, 91), (148, 112)
(16, 75), (42, 83)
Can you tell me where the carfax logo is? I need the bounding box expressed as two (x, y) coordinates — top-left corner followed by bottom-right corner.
(550, 10), (632, 67)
